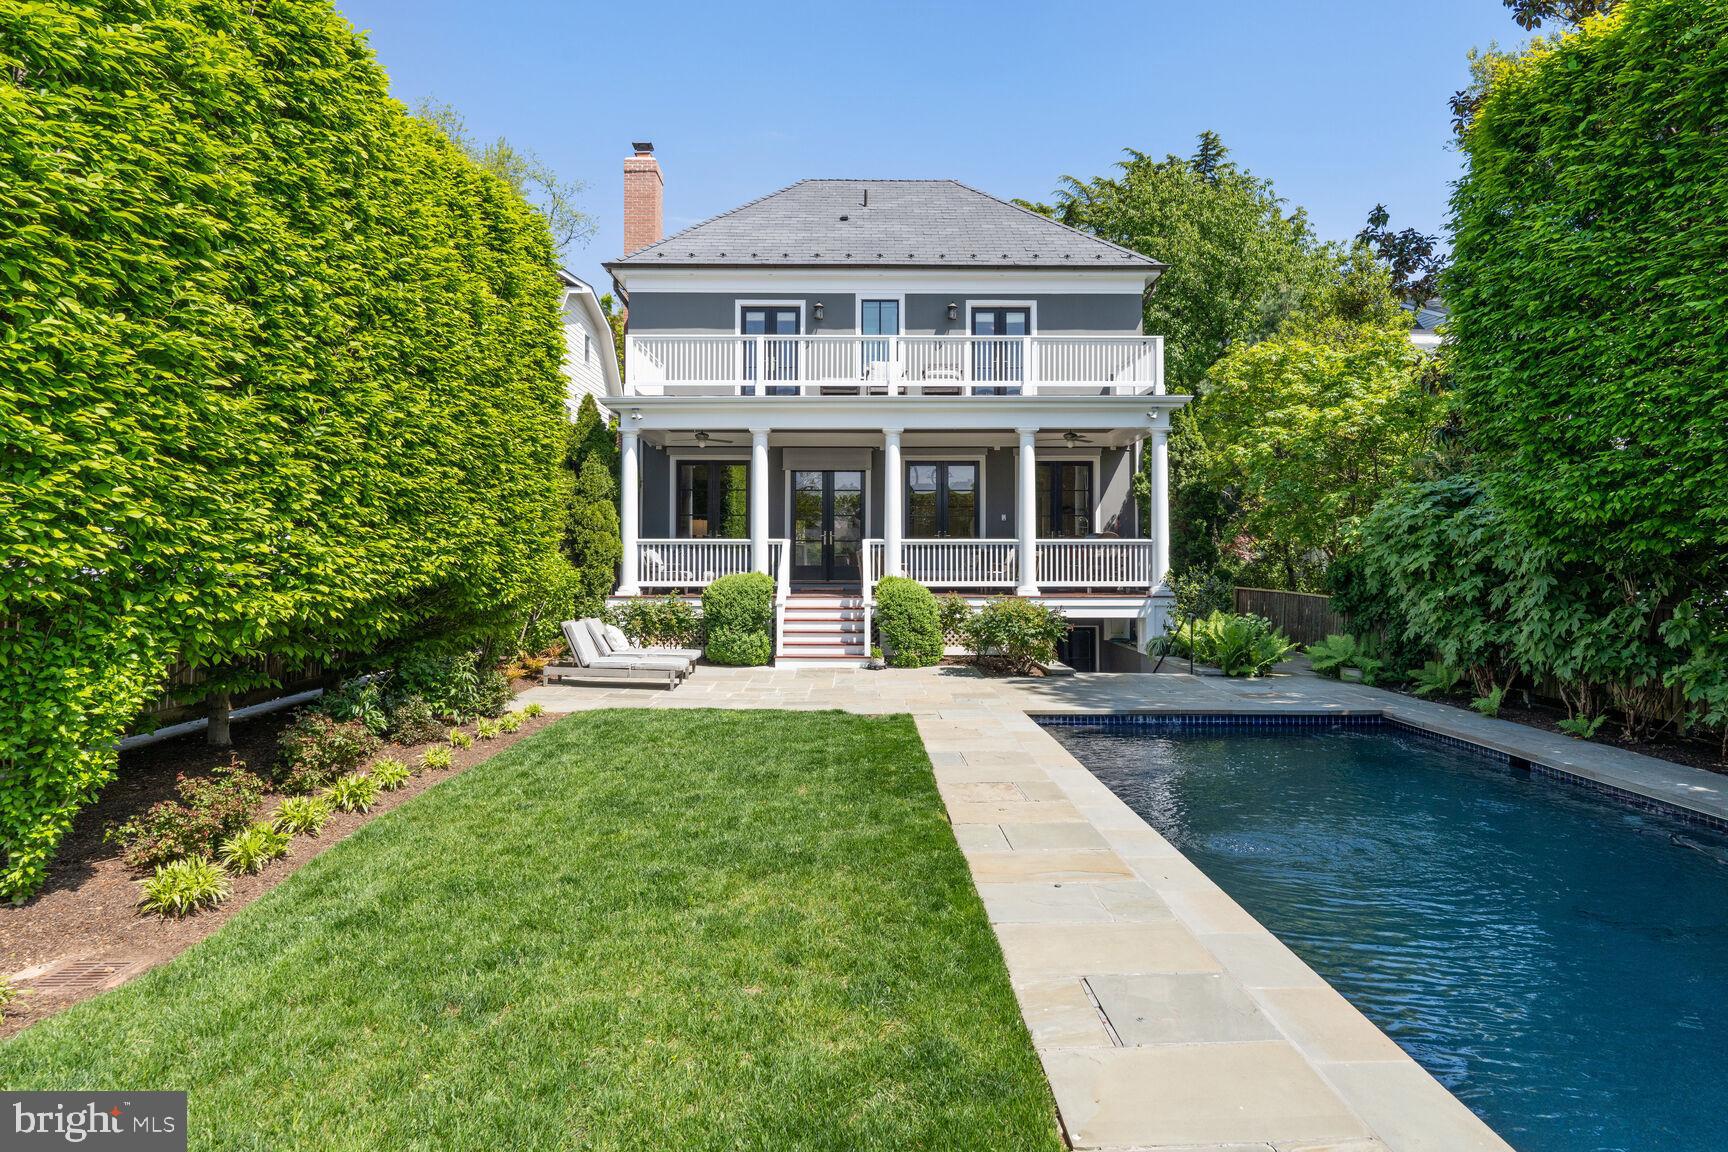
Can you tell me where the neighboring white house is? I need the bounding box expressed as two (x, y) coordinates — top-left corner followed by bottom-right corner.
(599, 143), (1190, 669)
(558, 270), (620, 413)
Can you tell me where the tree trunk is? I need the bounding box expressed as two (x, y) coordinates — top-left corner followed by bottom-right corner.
(206, 690), (232, 748)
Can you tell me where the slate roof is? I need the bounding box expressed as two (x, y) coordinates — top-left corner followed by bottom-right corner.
(606, 179), (1163, 272)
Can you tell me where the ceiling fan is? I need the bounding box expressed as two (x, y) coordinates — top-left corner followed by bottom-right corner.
(680, 430), (738, 448)
(1060, 431), (1095, 446)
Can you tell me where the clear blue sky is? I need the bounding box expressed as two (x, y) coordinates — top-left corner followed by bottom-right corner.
(334, 0), (1526, 293)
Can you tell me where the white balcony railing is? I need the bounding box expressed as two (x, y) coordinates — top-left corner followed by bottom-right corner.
(901, 539), (1019, 587)
(625, 335), (1164, 397)
(1034, 539), (1158, 588)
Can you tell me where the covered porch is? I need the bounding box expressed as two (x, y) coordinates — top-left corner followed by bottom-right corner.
(608, 394), (1185, 658)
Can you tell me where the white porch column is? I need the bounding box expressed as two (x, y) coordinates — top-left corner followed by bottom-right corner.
(749, 427), (771, 575)
(883, 427), (904, 577)
(1015, 427), (1040, 596)
(618, 428), (642, 596)
(1149, 424), (1170, 589)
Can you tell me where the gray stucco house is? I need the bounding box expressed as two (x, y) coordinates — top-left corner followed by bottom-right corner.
(601, 144), (1190, 668)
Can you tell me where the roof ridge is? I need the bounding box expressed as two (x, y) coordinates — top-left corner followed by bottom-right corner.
(945, 180), (1165, 267)
(621, 177), (813, 260)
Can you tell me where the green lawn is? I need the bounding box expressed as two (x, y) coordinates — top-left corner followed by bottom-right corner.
(0, 709), (1061, 1151)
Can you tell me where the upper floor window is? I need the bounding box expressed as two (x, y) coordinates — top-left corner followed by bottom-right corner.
(740, 305), (800, 395)
(970, 307), (1030, 396)
(584, 333), (592, 363)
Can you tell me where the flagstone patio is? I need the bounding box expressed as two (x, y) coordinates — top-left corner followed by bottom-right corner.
(518, 665), (1728, 1150)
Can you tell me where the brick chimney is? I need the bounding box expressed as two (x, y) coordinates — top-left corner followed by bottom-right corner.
(623, 142), (663, 256)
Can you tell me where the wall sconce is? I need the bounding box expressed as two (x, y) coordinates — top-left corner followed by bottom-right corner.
(813, 301), (825, 321)
(946, 301), (959, 322)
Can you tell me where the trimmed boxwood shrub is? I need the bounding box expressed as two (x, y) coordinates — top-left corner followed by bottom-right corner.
(0, 0), (571, 896)
(702, 573), (775, 667)
(874, 578), (943, 668)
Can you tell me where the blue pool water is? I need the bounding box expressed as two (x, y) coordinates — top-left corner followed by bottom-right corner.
(1046, 720), (1728, 1152)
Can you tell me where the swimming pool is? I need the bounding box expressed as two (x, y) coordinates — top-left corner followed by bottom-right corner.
(1044, 718), (1728, 1152)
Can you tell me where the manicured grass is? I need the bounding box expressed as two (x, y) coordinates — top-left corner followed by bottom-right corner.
(0, 710), (1061, 1151)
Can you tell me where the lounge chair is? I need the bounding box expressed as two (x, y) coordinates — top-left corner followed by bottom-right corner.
(583, 619), (702, 669)
(543, 620), (690, 689)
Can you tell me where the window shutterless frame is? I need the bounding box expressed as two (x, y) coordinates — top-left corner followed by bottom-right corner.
(905, 461), (980, 538)
(738, 303), (801, 396)
(969, 306), (1031, 395)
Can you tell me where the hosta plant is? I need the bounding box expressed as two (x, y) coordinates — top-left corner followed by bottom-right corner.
(138, 857), (232, 917)
(325, 772), (380, 814)
(218, 823), (291, 874)
(1168, 612), (1297, 678)
(421, 744), (454, 771)
(272, 796), (332, 837)
(371, 758), (412, 791)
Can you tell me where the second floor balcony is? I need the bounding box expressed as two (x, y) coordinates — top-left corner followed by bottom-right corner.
(625, 334), (1165, 398)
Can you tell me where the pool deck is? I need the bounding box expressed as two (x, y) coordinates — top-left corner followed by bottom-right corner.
(521, 665), (1728, 1150)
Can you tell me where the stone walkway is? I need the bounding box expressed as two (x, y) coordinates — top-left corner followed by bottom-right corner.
(519, 665), (1727, 1149)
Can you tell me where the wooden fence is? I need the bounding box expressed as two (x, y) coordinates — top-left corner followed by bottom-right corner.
(133, 656), (326, 730)
(1234, 587), (1351, 646)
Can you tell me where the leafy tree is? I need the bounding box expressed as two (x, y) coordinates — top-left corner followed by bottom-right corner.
(599, 292), (627, 380)
(417, 100), (595, 257)
(0, 0), (571, 897)
(1357, 205), (1446, 309)
(1191, 255), (1442, 591)
(1049, 133), (1330, 571)
(1052, 133), (1326, 397)
(1504, 0), (1617, 28)
(565, 396), (621, 616)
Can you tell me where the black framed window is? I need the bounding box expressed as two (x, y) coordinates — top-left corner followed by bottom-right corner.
(741, 306), (800, 395)
(676, 461), (749, 538)
(906, 462), (978, 538)
(1036, 462), (1093, 537)
(970, 307), (1029, 395)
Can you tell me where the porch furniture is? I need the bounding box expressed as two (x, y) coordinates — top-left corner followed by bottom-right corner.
(543, 620), (689, 689)
(587, 619), (701, 669)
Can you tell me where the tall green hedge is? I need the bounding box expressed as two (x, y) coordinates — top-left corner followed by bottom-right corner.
(1450, 0), (1728, 575)
(0, 0), (571, 897)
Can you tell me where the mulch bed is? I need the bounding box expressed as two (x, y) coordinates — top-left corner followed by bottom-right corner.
(1397, 687), (1727, 777)
(0, 703), (562, 1040)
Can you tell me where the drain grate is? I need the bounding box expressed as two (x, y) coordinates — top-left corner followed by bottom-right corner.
(19, 958), (144, 994)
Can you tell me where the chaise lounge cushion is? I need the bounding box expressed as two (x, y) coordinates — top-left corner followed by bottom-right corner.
(599, 621), (702, 664)
(560, 620), (688, 675)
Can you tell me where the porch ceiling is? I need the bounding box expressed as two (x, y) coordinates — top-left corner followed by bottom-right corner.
(610, 394), (1189, 449)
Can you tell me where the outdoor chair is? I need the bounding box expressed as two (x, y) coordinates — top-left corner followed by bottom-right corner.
(543, 620), (690, 689)
(584, 618), (701, 670)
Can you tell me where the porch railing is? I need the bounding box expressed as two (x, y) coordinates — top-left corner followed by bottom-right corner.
(1035, 539), (1158, 588)
(864, 538), (1157, 591)
(636, 538), (787, 589)
(626, 335), (1164, 396)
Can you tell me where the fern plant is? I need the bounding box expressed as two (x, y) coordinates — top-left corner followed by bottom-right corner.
(138, 857), (231, 917)
(325, 772), (380, 814)
(219, 823), (291, 874)
(272, 796), (331, 836)
(1471, 684), (1507, 718)
(1410, 660), (1464, 698)
(371, 758), (412, 790)
(1306, 634), (1359, 678)
(1557, 714), (1608, 739)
